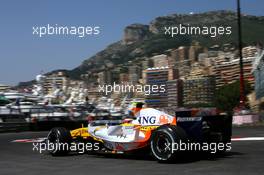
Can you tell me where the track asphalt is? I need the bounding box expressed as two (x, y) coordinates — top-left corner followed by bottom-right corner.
(0, 126), (264, 175)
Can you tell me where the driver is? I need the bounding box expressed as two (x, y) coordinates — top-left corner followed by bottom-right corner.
(124, 102), (145, 123)
(129, 102), (144, 117)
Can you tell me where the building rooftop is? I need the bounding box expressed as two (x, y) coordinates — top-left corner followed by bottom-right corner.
(252, 50), (264, 72)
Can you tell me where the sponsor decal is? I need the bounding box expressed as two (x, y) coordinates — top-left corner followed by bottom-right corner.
(159, 115), (170, 124)
(104, 141), (114, 150)
(115, 143), (124, 151)
(140, 126), (159, 131)
(137, 116), (156, 125)
(177, 117), (202, 122)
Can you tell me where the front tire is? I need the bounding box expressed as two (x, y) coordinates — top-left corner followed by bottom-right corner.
(47, 127), (72, 156)
(150, 125), (187, 162)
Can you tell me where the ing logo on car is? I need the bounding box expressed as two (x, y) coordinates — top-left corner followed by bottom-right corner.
(137, 115), (171, 125)
(137, 116), (156, 125)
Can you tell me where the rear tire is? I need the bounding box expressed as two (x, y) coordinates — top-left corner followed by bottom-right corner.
(47, 127), (72, 156)
(150, 125), (187, 162)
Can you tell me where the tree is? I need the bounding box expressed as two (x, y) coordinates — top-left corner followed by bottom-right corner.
(215, 80), (252, 114)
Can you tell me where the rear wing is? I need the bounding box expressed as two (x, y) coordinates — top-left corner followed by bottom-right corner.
(175, 110), (232, 143)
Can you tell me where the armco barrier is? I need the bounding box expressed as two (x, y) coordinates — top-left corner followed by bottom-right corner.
(0, 113), (29, 132)
(0, 122), (29, 132)
(232, 115), (260, 125)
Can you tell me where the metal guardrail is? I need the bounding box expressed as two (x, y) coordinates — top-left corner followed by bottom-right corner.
(0, 122), (29, 132)
(0, 108), (21, 115)
(0, 111), (29, 132)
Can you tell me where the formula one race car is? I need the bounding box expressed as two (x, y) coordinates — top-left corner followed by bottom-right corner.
(46, 107), (232, 162)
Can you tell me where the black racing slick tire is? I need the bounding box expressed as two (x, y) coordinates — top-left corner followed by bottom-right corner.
(150, 125), (188, 162)
(47, 127), (72, 156)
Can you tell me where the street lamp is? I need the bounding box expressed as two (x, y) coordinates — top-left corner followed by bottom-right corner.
(237, 0), (246, 108)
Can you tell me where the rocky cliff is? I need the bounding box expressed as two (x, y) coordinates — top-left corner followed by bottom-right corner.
(18, 10), (264, 87)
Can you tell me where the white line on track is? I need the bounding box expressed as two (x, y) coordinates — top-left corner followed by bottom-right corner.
(11, 138), (46, 143)
(231, 137), (264, 141)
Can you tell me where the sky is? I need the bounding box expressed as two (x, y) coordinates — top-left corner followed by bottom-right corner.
(0, 0), (263, 86)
